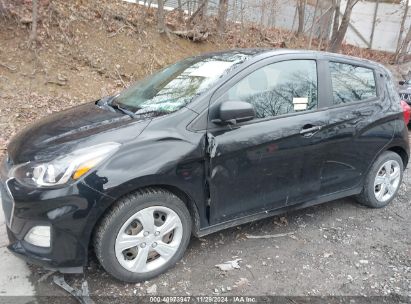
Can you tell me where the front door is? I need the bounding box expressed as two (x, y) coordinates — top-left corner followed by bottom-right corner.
(206, 58), (329, 225)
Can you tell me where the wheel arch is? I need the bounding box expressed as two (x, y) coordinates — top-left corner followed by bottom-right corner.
(155, 184), (202, 235)
(90, 184), (202, 254)
(387, 146), (409, 168)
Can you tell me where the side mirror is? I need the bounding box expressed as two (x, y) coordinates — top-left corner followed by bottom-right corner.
(212, 101), (255, 125)
(399, 81), (405, 86)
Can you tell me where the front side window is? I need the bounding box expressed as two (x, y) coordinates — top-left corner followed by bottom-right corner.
(222, 60), (318, 119)
(330, 62), (377, 105)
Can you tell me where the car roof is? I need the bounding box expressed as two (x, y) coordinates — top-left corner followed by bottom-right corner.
(202, 48), (385, 72)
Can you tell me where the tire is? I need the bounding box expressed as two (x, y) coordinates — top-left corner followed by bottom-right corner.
(94, 188), (192, 282)
(356, 151), (404, 208)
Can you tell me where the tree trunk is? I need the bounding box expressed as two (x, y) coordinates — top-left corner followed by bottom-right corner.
(331, 0), (340, 41)
(328, 0), (358, 53)
(188, 0), (208, 24)
(269, 2), (276, 27)
(396, 25), (411, 64)
(0, 0), (7, 18)
(157, 0), (167, 33)
(29, 0), (38, 43)
(369, 0), (379, 48)
(395, 3), (409, 57)
(201, 0), (208, 20)
(308, 0), (320, 48)
(260, 0), (267, 32)
(240, 0), (244, 33)
(177, 0), (183, 21)
(296, 0), (305, 36)
(217, 0), (228, 34)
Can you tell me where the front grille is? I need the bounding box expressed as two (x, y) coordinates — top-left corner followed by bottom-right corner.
(400, 92), (411, 103)
(0, 181), (14, 227)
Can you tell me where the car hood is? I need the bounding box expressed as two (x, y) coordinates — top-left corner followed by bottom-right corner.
(7, 102), (151, 164)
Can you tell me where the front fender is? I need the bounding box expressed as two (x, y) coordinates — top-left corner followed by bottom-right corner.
(82, 130), (208, 233)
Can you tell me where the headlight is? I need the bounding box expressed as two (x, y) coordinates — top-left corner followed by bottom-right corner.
(9, 142), (120, 187)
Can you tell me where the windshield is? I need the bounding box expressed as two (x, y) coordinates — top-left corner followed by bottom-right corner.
(112, 52), (252, 115)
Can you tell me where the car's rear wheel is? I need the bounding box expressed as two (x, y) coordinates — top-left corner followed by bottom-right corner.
(356, 151), (404, 208)
(94, 188), (192, 282)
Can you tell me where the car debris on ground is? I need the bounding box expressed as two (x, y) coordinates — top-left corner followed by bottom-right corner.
(53, 275), (94, 304)
(215, 258), (242, 271)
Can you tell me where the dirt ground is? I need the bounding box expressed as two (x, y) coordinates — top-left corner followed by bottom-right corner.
(0, 1), (410, 302)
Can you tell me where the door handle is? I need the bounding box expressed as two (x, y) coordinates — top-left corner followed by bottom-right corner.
(353, 110), (373, 116)
(300, 125), (323, 136)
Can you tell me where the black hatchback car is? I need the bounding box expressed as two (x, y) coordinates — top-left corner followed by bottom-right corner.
(1, 49), (409, 282)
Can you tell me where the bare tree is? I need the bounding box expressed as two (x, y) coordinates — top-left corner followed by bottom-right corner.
(177, 0), (184, 21)
(217, 0), (229, 34)
(331, 0), (340, 40)
(29, 0), (38, 44)
(188, 0), (208, 25)
(268, 0), (279, 27)
(199, 0), (208, 21)
(328, 0), (359, 53)
(157, 0), (167, 33)
(260, 0), (267, 30)
(395, 25), (411, 63)
(296, 0), (305, 36)
(239, 0), (245, 33)
(369, 0), (379, 48)
(0, 0), (7, 18)
(394, 1), (410, 62)
(308, 0), (320, 48)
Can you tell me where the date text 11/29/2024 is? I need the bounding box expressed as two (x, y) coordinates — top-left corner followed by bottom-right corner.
(149, 296), (257, 303)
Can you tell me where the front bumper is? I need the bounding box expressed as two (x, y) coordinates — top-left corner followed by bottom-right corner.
(6, 226), (81, 273)
(0, 159), (114, 272)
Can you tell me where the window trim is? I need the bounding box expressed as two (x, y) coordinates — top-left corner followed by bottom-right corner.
(324, 60), (380, 109)
(207, 56), (322, 128)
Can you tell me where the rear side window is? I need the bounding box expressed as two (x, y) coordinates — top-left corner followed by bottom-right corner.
(330, 62), (377, 105)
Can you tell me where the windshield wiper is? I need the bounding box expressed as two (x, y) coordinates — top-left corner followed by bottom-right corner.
(110, 103), (137, 118)
(96, 96), (136, 118)
(135, 110), (170, 117)
(96, 96), (116, 113)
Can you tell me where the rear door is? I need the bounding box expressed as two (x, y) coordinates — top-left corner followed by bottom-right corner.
(319, 60), (395, 195)
(206, 55), (330, 225)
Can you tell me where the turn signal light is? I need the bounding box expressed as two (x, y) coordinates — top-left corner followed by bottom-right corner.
(72, 158), (103, 180)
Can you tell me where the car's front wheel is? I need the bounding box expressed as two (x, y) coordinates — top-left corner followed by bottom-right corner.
(94, 188), (192, 282)
(356, 151), (404, 208)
